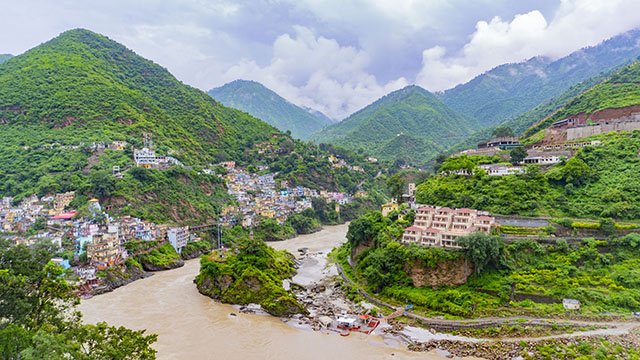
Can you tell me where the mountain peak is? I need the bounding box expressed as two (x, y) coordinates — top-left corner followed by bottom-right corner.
(312, 83), (473, 164)
(209, 80), (332, 139)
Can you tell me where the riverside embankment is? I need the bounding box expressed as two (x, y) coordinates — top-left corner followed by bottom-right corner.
(79, 224), (453, 360)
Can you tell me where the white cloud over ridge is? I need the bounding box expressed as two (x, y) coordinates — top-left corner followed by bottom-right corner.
(220, 26), (408, 119)
(417, 0), (640, 91)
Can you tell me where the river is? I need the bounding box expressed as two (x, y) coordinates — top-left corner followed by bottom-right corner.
(79, 224), (450, 360)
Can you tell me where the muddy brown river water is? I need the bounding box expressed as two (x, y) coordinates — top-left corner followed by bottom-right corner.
(79, 224), (449, 360)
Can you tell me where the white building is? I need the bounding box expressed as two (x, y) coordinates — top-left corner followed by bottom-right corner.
(134, 147), (160, 168)
(563, 298), (581, 310)
(167, 227), (189, 253)
(523, 150), (570, 165)
(523, 155), (564, 165)
(478, 164), (525, 176)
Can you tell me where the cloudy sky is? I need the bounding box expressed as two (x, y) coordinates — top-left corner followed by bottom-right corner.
(3, 0), (640, 119)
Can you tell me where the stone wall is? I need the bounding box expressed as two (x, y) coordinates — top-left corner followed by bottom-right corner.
(567, 121), (640, 140)
(495, 215), (549, 228)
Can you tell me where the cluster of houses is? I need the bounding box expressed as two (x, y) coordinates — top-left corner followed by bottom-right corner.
(20, 140), (128, 152)
(401, 205), (497, 249)
(549, 113), (640, 142)
(1, 192), (77, 234)
(221, 161), (353, 227)
(1, 193), (197, 292)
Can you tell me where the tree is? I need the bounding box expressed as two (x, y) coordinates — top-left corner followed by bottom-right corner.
(546, 157), (593, 186)
(89, 170), (116, 199)
(600, 218), (616, 237)
(492, 126), (514, 138)
(433, 153), (448, 173)
(386, 174), (406, 202)
(509, 147), (527, 165)
(346, 212), (387, 248)
(0, 241), (157, 359)
(457, 232), (503, 275)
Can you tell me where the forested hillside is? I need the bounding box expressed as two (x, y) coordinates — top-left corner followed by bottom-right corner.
(312, 85), (474, 164)
(417, 131), (640, 220)
(0, 29), (380, 224)
(441, 29), (640, 128)
(524, 60), (640, 139)
(209, 80), (333, 140)
(0, 54), (12, 64)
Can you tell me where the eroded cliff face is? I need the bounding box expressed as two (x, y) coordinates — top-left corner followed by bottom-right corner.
(350, 240), (374, 263)
(405, 257), (474, 288)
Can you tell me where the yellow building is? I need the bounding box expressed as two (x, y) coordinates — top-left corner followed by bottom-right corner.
(381, 201), (398, 217)
(260, 209), (275, 218)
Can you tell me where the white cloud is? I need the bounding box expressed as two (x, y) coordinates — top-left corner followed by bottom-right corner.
(417, 0), (640, 91)
(220, 26), (408, 119)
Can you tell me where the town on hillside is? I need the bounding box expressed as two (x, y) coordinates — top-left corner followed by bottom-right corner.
(0, 134), (361, 296)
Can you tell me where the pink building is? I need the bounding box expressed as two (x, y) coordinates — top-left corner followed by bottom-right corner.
(402, 205), (496, 248)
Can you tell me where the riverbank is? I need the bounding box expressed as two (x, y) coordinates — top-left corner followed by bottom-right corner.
(79, 224), (453, 360)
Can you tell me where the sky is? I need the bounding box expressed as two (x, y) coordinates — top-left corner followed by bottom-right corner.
(3, 0), (640, 119)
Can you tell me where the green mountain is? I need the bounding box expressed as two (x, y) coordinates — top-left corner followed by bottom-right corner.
(441, 28), (640, 128)
(0, 54), (12, 64)
(0, 29), (377, 224)
(311, 85), (474, 164)
(418, 60), (640, 220)
(208, 80), (333, 140)
(446, 71), (612, 155)
(523, 60), (640, 139)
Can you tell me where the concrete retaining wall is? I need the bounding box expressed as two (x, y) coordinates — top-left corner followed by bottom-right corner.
(567, 121), (640, 141)
(495, 216), (549, 228)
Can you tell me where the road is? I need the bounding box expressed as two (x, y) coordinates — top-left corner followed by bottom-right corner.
(335, 262), (640, 342)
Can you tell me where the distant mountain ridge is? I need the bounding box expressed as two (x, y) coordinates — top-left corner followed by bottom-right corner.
(209, 80), (333, 140)
(441, 28), (640, 128)
(312, 85), (474, 164)
(0, 54), (12, 64)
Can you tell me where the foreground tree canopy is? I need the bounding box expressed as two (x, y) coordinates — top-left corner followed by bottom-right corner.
(0, 240), (157, 359)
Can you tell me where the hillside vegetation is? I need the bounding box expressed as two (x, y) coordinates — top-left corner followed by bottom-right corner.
(209, 80), (333, 140)
(441, 29), (640, 128)
(416, 131), (640, 220)
(524, 60), (640, 138)
(0, 29), (382, 223)
(341, 212), (640, 318)
(312, 85), (474, 164)
(196, 237), (305, 316)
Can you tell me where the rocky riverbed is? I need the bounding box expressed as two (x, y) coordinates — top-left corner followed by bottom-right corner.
(268, 225), (640, 360)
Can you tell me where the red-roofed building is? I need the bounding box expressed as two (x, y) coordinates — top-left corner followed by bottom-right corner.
(52, 211), (76, 220)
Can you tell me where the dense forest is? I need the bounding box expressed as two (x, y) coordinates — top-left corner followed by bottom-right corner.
(440, 28), (640, 128)
(209, 79), (333, 140)
(312, 85), (474, 164)
(524, 60), (640, 139)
